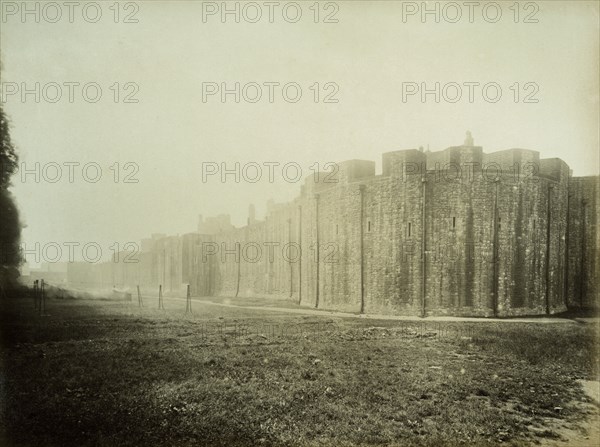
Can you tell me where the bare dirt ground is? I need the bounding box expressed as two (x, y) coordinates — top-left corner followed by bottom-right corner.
(170, 295), (586, 324)
(533, 379), (599, 447)
(1, 293), (598, 447)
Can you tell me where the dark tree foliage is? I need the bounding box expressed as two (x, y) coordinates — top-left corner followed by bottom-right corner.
(1, 105), (18, 188)
(0, 105), (22, 287)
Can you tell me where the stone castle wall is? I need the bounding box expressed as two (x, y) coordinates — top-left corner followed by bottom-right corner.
(66, 144), (599, 317)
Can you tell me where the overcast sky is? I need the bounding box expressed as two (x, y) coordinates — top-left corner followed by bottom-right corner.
(1, 0), (598, 265)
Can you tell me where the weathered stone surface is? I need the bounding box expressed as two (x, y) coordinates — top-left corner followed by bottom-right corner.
(67, 145), (599, 317)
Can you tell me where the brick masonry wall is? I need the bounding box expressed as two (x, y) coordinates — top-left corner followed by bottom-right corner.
(567, 176), (599, 309)
(66, 146), (598, 316)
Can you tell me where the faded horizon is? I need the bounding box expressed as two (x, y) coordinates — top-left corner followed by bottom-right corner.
(1, 0), (598, 266)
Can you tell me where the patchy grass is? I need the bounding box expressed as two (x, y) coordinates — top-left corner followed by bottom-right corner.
(0, 295), (598, 446)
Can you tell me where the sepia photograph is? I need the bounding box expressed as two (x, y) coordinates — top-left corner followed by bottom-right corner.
(0, 1), (599, 446)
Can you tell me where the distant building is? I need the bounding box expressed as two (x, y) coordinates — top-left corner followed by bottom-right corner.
(28, 262), (68, 285)
(198, 214), (234, 235)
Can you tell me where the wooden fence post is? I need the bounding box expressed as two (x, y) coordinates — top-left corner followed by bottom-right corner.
(185, 284), (192, 314)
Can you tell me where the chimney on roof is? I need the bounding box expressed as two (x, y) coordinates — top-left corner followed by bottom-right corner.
(464, 131), (474, 146)
(248, 204), (256, 225)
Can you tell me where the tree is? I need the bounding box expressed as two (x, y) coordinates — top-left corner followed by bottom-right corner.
(0, 104), (22, 289)
(0, 105), (18, 188)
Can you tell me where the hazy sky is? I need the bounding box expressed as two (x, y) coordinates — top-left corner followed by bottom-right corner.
(1, 0), (598, 265)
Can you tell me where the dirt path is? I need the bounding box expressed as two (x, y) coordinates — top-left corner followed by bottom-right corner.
(163, 296), (583, 324)
(537, 380), (600, 447)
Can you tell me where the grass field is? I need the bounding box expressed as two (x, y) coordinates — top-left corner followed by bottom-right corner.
(1, 293), (598, 447)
